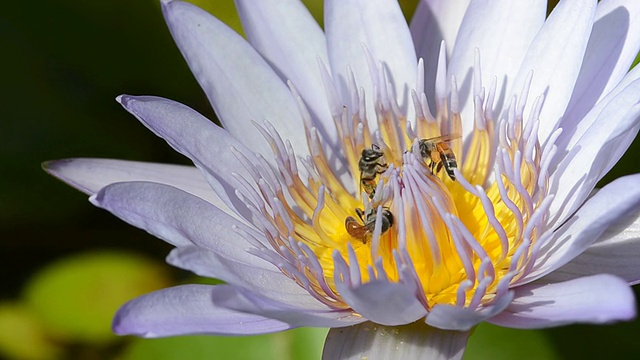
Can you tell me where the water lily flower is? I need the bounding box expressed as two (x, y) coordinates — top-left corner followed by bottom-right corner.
(45, 0), (640, 358)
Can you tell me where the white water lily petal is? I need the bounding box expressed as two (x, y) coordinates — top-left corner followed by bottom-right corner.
(325, 0), (417, 127)
(112, 284), (293, 337)
(548, 92), (640, 227)
(90, 182), (267, 267)
(118, 94), (261, 223)
(541, 209), (640, 285)
(562, 0), (640, 125)
(161, 0), (308, 160)
(509, 0), (596, 143)
(167, 246), (330, 311)
(448, 0), (545, 137)
(43, 158), (234, 214)
(521, 174), (640, 284)
(234, 0), (334, 141)
(411, 0), (471, 105)
(336, 279), (427, 326)
(211, 285), (365, 328)
(322, 321), (469, 360)
(488, 274), (636, 329)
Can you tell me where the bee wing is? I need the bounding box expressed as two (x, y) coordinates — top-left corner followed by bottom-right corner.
(424, 133), (462, 143)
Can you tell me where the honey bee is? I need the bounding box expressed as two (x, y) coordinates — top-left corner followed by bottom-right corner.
(358, 144), (389, 198)
(345, 207), (394, 244)
(418, 134), (461, 180)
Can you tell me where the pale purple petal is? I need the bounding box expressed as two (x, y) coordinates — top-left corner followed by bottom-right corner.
(42, 158), (233, 214)
(325, 0), (417, 127)
(167, 246), (328, 310)
(410, 0), (471, 104)
(541, 208), (640, 285)
(488, 274), (636, 329)
(425, 291), (514, 331)
(161, 0), (309, 160)
(562, 0), (640, 125)
(90, 181), (267, 267)
(322, 321), (470, 360)
(335, 279), (427, 326)
(235, 0), (335, 141)
(447, 0), (545, 137)
(509, 0), (596, 143)
(548, 94), (640, 227)
(521, 174), (640, 284)
(210, 284), (364, 328)
(117, 94), (260, 223)
(113, 284), (292, 337)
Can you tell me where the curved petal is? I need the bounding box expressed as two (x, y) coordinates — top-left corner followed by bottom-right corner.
(42, 158), (234, 213)
(118, 94), (264, 223)
(112, 284), (292, 337)
(167, 246), (328, 310)
(424, 291), (514, 331)
(210, 284), (364, 328)
(519, 174), (640, 284)
(335, 279), (427, 326)
(548, 92), (640, 227)
(562, 0), (640, 126)
(161, 0), (309, 160)
(488, 274), (636, 329)
(447, 0), (545, 138)
(325, 0), (417, 127)
(322, 321), (470, 360)
(508, 0), (596, 143)
(540, 208), (640, 285)
(235, 0), (334, 141)
(90, 181), (267, 267)
(410, 0), (471, 104)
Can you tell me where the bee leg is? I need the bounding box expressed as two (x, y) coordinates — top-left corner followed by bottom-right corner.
(435, 161), (443, 174)
(355, 208), (365, 222)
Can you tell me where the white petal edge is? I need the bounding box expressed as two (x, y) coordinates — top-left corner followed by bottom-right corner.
(322, 321), (470, 360)
(424, 290), (515, 331)
(447, 0), (545, 139)
(112, 284), (293, 337)
(561, 0), (640, 129)
(540, 207), (640, 285)
(519, 174), (640, 284)
(410, 0), (471, 106)
(488, 274), (636, 329)
(161, 0), (309, 161)
(508, 0), (597, 143)
(325, 0), (417, 128)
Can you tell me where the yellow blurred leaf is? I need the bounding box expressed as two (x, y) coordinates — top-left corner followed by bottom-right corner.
(0, 302), (64, 360)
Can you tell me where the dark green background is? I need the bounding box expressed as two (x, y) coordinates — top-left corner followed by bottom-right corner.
(2, 0), (639, 358)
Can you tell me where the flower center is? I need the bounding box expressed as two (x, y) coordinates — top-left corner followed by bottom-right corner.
(241, 51), (554, 312)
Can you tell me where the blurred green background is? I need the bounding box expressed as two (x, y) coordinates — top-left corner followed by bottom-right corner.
(1, 0), (638, 359)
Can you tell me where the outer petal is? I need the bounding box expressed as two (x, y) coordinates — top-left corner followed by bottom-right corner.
(211, 284), (365, 328)
(509, 0), (596, 143)
(562, 0), (640, 126)
(541, 208), (640, 285)
(90, 181), (265, 265)
(234, 0), (334, 142)
(519, 174), (640, 284)
(325, 0), (417, 127)
(167, 246), (328, 311)
(322, 321), (469, 360)
(112, 284), (292, 337)
(161, 0), (308, 160)
(447, 0), (545, 138)
(117, 94), (261, 223)
(488, 275), (636, 329)
(43, 158), (233, 214)
(410, 0), (471, 104)
(548, 90), (640, 227)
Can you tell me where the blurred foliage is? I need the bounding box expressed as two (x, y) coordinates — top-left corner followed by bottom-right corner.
(1, 0), (639, 359)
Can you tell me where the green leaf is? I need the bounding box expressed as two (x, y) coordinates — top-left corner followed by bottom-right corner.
(23, 251), (171, 344)
(464, 323), (559, 360)
(0, 302), (64, 360)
